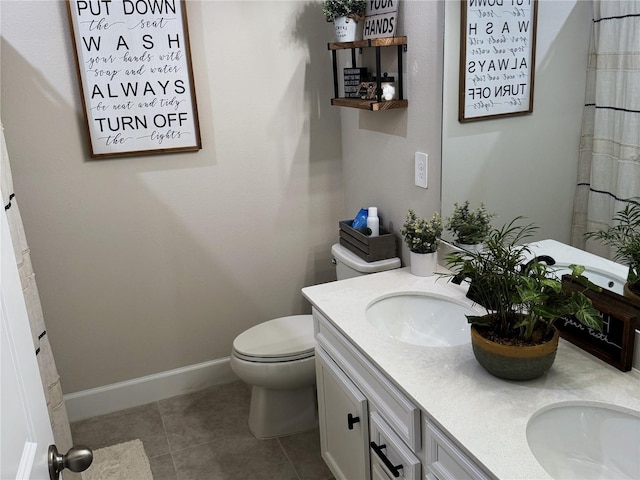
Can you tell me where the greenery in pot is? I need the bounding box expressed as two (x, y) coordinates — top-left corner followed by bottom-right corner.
(584, 201), (640, 297)
(446, 201), (495, 245)
(321, 0), (366, 22)
(447, 217), (603, 346)
(400, 209), (443, 254)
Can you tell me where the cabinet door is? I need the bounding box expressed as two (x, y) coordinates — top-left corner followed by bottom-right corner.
(316, 347), (370, 480)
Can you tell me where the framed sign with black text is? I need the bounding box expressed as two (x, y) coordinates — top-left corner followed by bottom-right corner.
(459, 0), (538, 122)
(66, 0), (202, 158)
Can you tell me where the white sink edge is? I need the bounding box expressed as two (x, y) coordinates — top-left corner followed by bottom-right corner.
(528, 400), (640, 421)
(365, 289), (481, 311)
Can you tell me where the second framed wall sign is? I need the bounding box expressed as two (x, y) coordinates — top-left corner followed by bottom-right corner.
(459, 0), (538, 122)
(67, 0), (202, 158)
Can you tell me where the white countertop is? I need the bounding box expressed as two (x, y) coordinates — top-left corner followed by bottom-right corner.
(302, 267), (640, 480)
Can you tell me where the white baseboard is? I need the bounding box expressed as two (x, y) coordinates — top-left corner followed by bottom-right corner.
(64, 357), (238, 422)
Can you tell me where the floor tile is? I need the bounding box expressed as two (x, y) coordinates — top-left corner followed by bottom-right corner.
(278, 429), (333, 480)
(158, 381), (251, 452)
(70, 381), (334, 480)
(149, 453), (178, 480)
(71, 402), (169, 458)
(172, 435), (299, 480)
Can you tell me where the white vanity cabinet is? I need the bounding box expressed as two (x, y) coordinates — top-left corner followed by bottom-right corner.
(314, 308), (422, 480)
(304, 267), (640, 480)
(313, 307), (492, 480)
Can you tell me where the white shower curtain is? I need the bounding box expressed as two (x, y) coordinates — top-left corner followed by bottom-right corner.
(1, 121), (78, 476)
(571, 0), (640, 258)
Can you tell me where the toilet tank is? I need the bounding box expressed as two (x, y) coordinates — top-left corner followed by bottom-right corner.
(331, 243), (401, 280)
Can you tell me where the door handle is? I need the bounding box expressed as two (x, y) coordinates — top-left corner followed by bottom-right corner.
(370, 441), (403, 478)
(347, 413), (360, 430)
(48, 444), (93, 480)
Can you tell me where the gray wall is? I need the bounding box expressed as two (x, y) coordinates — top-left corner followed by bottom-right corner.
(340, 1), (444, 267)
(1, 1), (346, 393)
(441, 1), (592, 243)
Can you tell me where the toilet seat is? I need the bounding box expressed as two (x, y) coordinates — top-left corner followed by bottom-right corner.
(232, 314), (315, 363)
(233, 349), (314, 363)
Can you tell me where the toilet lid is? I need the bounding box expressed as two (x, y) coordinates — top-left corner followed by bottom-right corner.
(233, 315), (315, 360)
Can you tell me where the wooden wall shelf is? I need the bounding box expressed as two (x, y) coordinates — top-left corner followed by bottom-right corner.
(328, 36), (408, 110)
(331, 98), (408, 111)
(328, 36), (408, 51)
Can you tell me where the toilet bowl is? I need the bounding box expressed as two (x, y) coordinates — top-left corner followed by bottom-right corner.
(231, 243), (401, 439)
(230, 314), (316, 439)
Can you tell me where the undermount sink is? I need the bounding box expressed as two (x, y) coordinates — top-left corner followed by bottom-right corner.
(527, 402), (640, 479)
(524, 240), (629, 295)
(365, 292), (475, 347)
(549, 263), (627, 295)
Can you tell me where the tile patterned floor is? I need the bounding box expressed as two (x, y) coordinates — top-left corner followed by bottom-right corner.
(71, 381), (333, 480)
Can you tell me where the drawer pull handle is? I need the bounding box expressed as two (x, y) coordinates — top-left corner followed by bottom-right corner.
(347, 413), (360, 430)
(370, 441), (402, 478)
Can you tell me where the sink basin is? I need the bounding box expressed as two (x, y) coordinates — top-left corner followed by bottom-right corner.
(527, 402), (640, 479)
(365, 293), (475, 347)
(549, 263), (627, 295)
(524, 240), (629, 295)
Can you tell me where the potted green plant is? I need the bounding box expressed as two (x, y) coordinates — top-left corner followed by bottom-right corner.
(446, 201), (494, 250)
(447, 217), (603, 380)
(584, 201), (640, 302)
(400, 209), (443, 277)
(322, 0), (366, 42)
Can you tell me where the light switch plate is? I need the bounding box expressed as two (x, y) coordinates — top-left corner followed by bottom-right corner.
(415, 152), (428, 188)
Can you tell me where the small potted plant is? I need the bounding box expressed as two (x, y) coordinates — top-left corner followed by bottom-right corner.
(446, 201), (494, 251)
(447, 217), (603, 380)
(400, 209), (443, 277)
(322, 0), (366, 42)
(584, 201), (640, 302)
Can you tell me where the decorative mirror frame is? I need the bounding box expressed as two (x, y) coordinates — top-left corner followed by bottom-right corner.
(458, 0), (538, 122)
(66, 0), (202, 158)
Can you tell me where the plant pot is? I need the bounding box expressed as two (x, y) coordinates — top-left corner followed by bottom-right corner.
(333, 16), (361, 42)
(409, 251), (438, 277)
(623, 282), (640, 305)
(470, 326), (560, 381)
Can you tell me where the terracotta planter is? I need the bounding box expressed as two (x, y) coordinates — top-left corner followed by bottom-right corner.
(470, 326), (560, 381)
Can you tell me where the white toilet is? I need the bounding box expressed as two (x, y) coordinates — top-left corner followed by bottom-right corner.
(230, 243), (400, 439)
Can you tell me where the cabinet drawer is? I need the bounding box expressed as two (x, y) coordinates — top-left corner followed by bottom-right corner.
(370, 412), (421, 480)
(373, 463), (395, 480)
(314, 308), (421, 450)
(425, 420), (490, 480)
